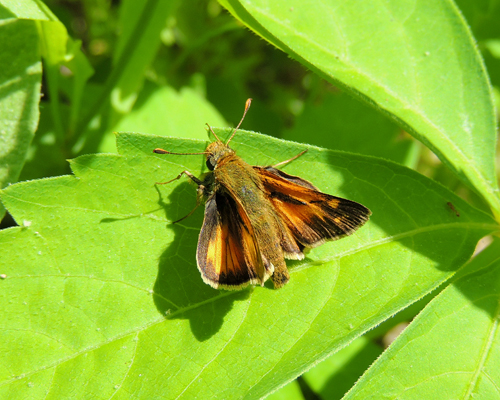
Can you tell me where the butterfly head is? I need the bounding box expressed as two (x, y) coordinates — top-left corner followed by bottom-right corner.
(205, 141), (234, 170)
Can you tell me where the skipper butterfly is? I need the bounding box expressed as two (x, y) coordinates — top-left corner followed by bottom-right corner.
(154, 99), (371, 290)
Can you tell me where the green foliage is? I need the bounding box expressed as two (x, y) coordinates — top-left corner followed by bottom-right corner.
(1, 0), (500, 399)
(0, 18), (41, 218)
(344, 238), (500, 399)
(221, 0), (499, 216)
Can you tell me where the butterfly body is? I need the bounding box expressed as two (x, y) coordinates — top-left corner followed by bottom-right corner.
(200, 143), (292, 288)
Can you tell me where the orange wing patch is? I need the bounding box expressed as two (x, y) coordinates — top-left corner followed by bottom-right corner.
(197, 191), (274, 290)
(255, 167), (371, 248)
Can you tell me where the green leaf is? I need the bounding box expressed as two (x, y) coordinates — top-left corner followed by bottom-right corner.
(219, 0), (500, 218)
(0, 0), (93, 194)
(344, 238), (500, 399)
(0, 132), (495, 398)
(0, 19), (41, 218)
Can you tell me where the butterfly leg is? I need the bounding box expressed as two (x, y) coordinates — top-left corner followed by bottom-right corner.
(172, 179), (207, 224)
(155, 170), (203, 186)
(171, 196), (203, 224)
(155, 171), (205, 224)
(272, 149), (308, 168)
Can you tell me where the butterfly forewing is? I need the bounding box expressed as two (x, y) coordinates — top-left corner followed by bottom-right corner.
(196, 191), (273, 290)
(255, 167), (371, 248)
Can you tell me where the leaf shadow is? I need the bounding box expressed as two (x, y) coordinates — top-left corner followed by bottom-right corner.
(152, 181), (252, 342)
(316, 341), (382, 400)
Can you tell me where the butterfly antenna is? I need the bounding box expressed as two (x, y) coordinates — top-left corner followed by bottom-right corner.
(153, 148), (208, 156)
(205, 123), (222, 142)
(226, 98), (252, 145)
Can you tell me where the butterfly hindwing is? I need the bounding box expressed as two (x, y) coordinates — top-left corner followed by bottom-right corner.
(262, 167), (318, 190)
(196, 190), (273, 290)
(255, 166), (371, 248)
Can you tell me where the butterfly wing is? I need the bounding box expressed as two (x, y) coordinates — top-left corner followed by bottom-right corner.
(197, 190), (274, 290)
(255, 166), (371, 248)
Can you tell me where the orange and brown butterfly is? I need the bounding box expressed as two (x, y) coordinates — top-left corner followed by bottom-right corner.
(153, 99), (371, 290)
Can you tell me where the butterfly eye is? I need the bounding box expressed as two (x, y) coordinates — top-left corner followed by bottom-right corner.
(206, 158), (215, 171)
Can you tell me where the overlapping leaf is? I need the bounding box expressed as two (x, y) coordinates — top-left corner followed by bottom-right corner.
(344, 239), (500, 399)
(219, 0), (500, 217)
(0, 131), (495, 398)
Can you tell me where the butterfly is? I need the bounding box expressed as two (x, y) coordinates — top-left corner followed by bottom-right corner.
(154, 99), (371, 290)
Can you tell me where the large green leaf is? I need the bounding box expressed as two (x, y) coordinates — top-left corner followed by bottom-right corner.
(0, 131), (495, 398)
(0, 19), (41, 218)
(344, 238), (500, 399)
(219, 0), (500, 218)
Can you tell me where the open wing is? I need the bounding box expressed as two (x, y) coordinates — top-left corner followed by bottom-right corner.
(196, 190), (274, 290)
(255, 166), (371, 248)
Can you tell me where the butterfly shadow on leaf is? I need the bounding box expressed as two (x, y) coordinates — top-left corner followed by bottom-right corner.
(152, 181), (252, 342)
